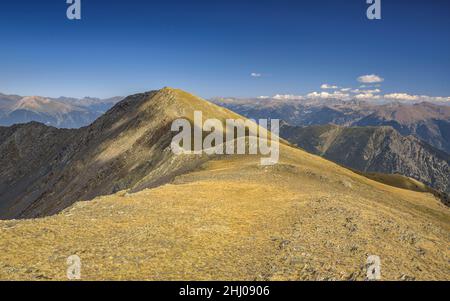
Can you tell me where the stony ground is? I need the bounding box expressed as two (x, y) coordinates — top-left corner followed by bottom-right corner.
(0, 144), (449, 280)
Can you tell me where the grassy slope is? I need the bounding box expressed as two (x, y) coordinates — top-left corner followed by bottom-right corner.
(0, 142), (448, 280)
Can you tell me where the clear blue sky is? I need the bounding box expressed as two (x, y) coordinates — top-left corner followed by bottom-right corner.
(0, 0), (449, 98)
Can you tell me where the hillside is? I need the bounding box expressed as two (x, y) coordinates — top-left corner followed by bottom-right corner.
(0, 139), (449, 280)
(0, 88), (249, 219)
(0, 88), (448, 280)
(280, 124), (450, 194)
(355, 102), (450, 153)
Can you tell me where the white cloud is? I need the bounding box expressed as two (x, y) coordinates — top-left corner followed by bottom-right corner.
(384, 93), (420, 101)
(321, 84), (339, 90)
(351, 88), (381, 94)
(357, 74), (384, 84)
(260, 77), (449, 104)
(248, 75), (448, 104)
(273, 94), (305, 100)
(383, 93), (450, 103)
(273, 92), (349, 101)
(261, 91), (450, 104)
(306, 91), (350, 100)
(360, 84), (381, 88)
(354, 93), (381, 100)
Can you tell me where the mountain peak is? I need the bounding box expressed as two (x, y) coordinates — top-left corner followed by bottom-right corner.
(0, 87), (247, 219)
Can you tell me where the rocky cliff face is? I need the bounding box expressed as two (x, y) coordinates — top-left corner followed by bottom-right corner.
(281, 124), (450, 194)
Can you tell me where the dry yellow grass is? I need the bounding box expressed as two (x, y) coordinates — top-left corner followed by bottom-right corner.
(0, 143), (448, 280)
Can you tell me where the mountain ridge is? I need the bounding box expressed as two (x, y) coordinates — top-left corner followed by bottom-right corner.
(0, 93), (123, 128)
(0, 88), (261, 219)
(213, 98), (450, 154)
(0, 88), (449, 280)
(280, 124), (450, 195)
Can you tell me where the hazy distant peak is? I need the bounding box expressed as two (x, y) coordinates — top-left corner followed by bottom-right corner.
(0, 92), (124, 128)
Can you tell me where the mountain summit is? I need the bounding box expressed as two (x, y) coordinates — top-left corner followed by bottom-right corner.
(0, 88), (449, 280)
(0, 88), (257, 219)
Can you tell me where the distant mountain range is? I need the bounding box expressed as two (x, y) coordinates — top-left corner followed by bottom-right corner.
(354, 102), (450, 154)
(0, 93), (123, 128)
(212, 98), (450, 154)
(280, 124), (450, 194)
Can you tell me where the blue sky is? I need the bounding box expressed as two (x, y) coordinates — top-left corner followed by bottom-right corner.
(0, 0), (449, 99)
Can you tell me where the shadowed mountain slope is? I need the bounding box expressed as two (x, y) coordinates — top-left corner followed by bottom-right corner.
(355, 102), (450, 153)
(0, 88), (249, 219)
(280, 124), (450, 194)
